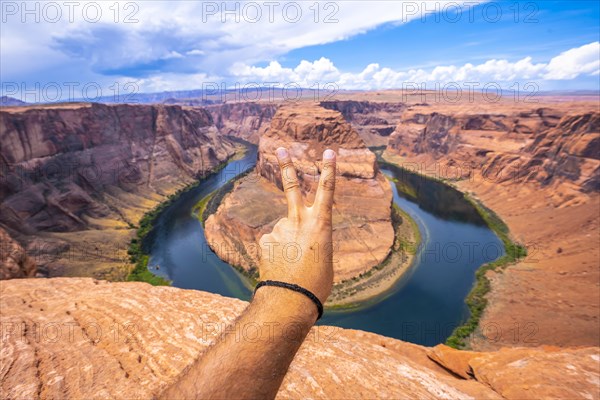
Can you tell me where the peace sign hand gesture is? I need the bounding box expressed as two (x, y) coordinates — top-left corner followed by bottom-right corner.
(258, 147), (337, 305)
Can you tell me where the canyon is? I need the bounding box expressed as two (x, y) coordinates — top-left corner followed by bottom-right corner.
(204, 103), (397, 289)
(1, 95), (599, 398)
(0, 103), (235, 280)
(205, 99), (406, 147)
(207, 102), (277, 143)
(381, 96), (599, 350)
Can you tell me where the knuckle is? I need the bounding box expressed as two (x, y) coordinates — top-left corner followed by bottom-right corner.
(282, 168), (298, 181)
(283, 182), (300, 192)
(320, 172), (335, 191)
(278, 160), (295, 169)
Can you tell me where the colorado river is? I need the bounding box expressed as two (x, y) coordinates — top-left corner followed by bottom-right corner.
(147, 143), (503, 346)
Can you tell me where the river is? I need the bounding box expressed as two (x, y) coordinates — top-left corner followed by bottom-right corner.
(147, 144), (503, 346)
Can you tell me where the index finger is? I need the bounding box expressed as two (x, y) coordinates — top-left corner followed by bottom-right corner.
(313, 149), (336, 219)
(276, 147), (303, 220)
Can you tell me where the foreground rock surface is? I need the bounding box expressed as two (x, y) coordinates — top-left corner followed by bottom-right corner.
(205, 104), (394, 283)
(384, 98), (600, 349)
(1, 278), (598, 399)
(0, 103), (235, 279)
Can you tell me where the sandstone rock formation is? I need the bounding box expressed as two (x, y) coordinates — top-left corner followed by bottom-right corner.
(206, 100), (406, 146)
(1, 277), (598, 399)
(205, 104), (394, 283)
(0, 227), (36, 279)
(0, 103), (235, 279)
(427, 344), (600, 399)
(208, 102), (278, 143)
(320, 100), (406, 146)
(384, 99), (600, 349)
(388, 107), (599, 191)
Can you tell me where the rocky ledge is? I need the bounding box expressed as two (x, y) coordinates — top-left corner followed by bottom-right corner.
(205, 104), (396, 286)
(0, 277), (598, 399)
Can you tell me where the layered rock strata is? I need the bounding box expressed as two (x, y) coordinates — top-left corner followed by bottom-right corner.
(207, 102), (277, 143)
(0, 103), (235, 279)
(384, 100), (600, 349)
(320, 100), (406, 146)
(207, 100), (407, 146)
(0, 227), (36, 279)
(205, 104), (395, 283)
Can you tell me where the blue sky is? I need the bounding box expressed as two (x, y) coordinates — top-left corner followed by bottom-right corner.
(1, 0), (599, 100)
(286, 1), (600, 70)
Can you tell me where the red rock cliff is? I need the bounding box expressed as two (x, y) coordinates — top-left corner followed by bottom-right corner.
(207, 102), (277, 143)
(0, 103), (235, 278)
(384, 101), (599, 349)
(0, 227), (36, 279)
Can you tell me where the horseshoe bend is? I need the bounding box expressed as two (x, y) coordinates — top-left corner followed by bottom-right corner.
(1, 93), (599, 398)
(4, 2), (600, 397)
(204, 103), (401, 306)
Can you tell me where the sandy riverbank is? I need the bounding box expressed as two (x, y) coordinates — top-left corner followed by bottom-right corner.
(326, 203), (421, 308)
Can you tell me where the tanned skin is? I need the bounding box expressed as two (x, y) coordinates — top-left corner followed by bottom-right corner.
(159, 147), (337, 400)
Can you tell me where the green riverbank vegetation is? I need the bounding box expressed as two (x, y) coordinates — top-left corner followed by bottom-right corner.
(126, 146), (245, 285)
(379, 153), (527, 349)
(445, 195), (527, 349)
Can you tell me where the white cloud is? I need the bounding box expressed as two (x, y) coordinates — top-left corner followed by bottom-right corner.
(230, 57), (341, 85)
(230, 42), (600, 90)
(163, 51), (184, 59)
(186, 49), (206, 56)
(1, 1), (486, 82)
(1, 1), (598, 98)
(544, 42), (600, 80)
(134, 72), (221, 93)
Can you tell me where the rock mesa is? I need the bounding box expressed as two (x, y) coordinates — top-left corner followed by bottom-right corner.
(205, 103), (394, 283)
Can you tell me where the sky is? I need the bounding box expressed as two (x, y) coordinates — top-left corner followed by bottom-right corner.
(1, 0), (599, 102)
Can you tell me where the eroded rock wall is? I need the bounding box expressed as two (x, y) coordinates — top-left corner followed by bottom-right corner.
(384, 102), (600, 349)
(207, 102), (278, 143)
(207, 100), (406, 146)
(320, 100), (406, 146)
(0, 227), (36, 279)
(0, 103), (235, 278)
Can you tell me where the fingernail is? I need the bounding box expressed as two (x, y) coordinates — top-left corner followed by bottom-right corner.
(324, 149), (335, 160)
(277, 147), (288, 158)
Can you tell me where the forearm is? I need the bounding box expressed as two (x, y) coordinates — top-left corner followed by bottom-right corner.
(159, 287), (317, 400)
(160, 147), (335, 399)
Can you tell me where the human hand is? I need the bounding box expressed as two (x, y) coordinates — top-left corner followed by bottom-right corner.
(258, 147), (336, 304)
(162, 149), (335, 399)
